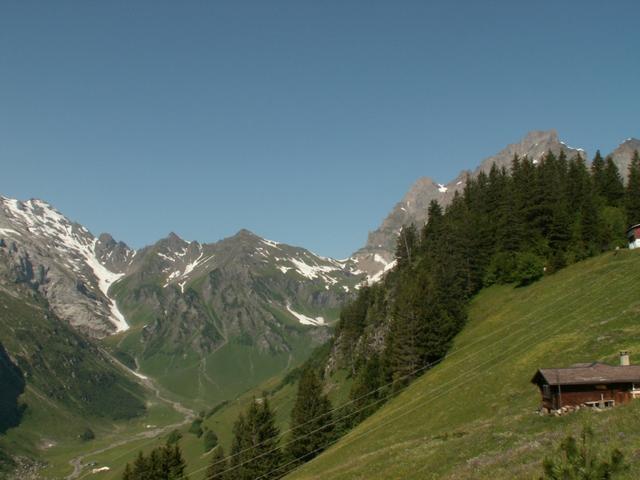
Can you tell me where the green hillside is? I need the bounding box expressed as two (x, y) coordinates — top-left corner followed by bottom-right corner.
(287, 250), (640, 479)
(0, 285), (186, 479)
(71, 361), (353, 480)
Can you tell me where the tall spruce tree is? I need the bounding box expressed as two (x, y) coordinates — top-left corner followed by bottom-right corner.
(395, 223), (418, 267)
(602, 157), (625, 207)
(591, 150), (606, 198)
(626, 150), (640, 226)
(287, 368), (334, 465)
(347, 354), (384, 427)
(228, 398), (281, 480)
(123, 443), (187, 480)
(206, 446), (228, 480)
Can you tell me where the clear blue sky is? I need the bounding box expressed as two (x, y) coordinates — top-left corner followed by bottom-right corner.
(1, 1), (639, 258)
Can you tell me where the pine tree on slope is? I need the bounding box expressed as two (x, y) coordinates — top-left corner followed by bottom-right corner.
(287, 368), (334, 466)
(228, 398), (281, 480)
(626, 150), (640, 226)
(206, 446), (228, 480)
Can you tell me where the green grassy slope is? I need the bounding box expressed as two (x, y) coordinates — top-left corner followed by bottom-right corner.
(78, 365), (353, 480)
(0, 287), (185, 479)
(287, 251), (640, 480)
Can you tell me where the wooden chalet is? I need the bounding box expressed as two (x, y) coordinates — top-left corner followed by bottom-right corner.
(531, 352), (640, 410)
(628, 224), (640, 249)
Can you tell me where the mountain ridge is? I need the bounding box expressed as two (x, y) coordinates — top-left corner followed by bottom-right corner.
(352, 130), (639, 276)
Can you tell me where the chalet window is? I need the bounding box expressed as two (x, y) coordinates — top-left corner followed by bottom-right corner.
(542, 385), (550, 397)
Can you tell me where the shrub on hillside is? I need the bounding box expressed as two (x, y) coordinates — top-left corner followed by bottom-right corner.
(541, 426), (627, 479)
(166, 429), (182, 445)
(203, 430), (218, 452)
(79, 428), (95, 442)
(189, 418), (203, 438)
(515, 252), (545, 286)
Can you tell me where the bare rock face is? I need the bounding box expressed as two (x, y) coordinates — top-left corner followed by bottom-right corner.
(0, 197), (133, 337)
(609, 138), (640, 181)
(351, 130), (587, 277)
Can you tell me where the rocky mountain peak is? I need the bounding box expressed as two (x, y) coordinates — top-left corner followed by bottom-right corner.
(351, 129), (587, 278)
(0, 195), (130, 336)
(609, 137), (640, 180)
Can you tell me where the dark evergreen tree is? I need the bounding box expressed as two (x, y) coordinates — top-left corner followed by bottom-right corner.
(346, 354), (384, 427)
(419, 200), (443, 254)
(131, 451), (149, 480)
(395, 223), (418, 267)
(122, 464), (133, 480)
(541, 426), (627, 479)
(162, 444), (187, 480)
(602, 157), (625, 207)
(203, 429), (219, 452)
(335, 286), (375, 365)
(287, 368), (334, 465)
(591, 150), (606, 198)
(228, 398), (281, 480)
(122, 443), (187, 480)
(626, 150), (640, 226)
(206, 446), (227, 480)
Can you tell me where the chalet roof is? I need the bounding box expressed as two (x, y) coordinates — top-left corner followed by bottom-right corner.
(627, 224), (640, 233)
(532, 362), (640, 386)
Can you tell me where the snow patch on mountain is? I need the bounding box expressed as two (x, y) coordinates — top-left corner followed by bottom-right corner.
(286, 303), (325, 326)
(1, 197), (130, 332)
(0, 228), (19, 237)
(290, 258), (339, 279)
(559, 141), (585, 153)
(373, 254), (389, 265)
(83, 241), (128, 332)
(162, 248), (215, 288)
(367, 259), (397, 284)
(262, 238), (280, 248)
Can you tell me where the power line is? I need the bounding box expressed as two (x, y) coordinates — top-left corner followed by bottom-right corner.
(195, 269), (631, 480)
(254, 275), (638, 480)
(74, 259), (626, 479)
(183, 268), (596, 479)
(185, 267), (596, 479)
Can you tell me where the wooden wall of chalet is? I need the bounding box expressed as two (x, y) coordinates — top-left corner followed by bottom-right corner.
(541, 383), (633, 409)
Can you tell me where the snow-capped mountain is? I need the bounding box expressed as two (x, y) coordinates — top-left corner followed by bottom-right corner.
(0, 196), (366, 342)
(0, 196), (134, 336)
(115, 229), (365, 356)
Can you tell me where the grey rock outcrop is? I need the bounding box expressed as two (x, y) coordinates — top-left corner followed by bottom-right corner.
(0, 197), (132, 337)
(351, 130), (588, 277)
(609, 138), (640, 181)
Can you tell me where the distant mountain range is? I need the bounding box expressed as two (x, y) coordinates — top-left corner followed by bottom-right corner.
(0, 198), (364, 339)
(0, 196), (365, 407)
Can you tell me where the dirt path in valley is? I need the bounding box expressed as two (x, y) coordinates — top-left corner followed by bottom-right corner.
(66, 351), (196, 479)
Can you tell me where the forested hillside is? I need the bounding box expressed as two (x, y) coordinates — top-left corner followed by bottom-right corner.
(288, 251), (640, 479)
(281, 148), (640, 477)
(331, 149), (640, 395)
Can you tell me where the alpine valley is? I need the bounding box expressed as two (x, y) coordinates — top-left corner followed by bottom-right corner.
(0, 130), (639, 479)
